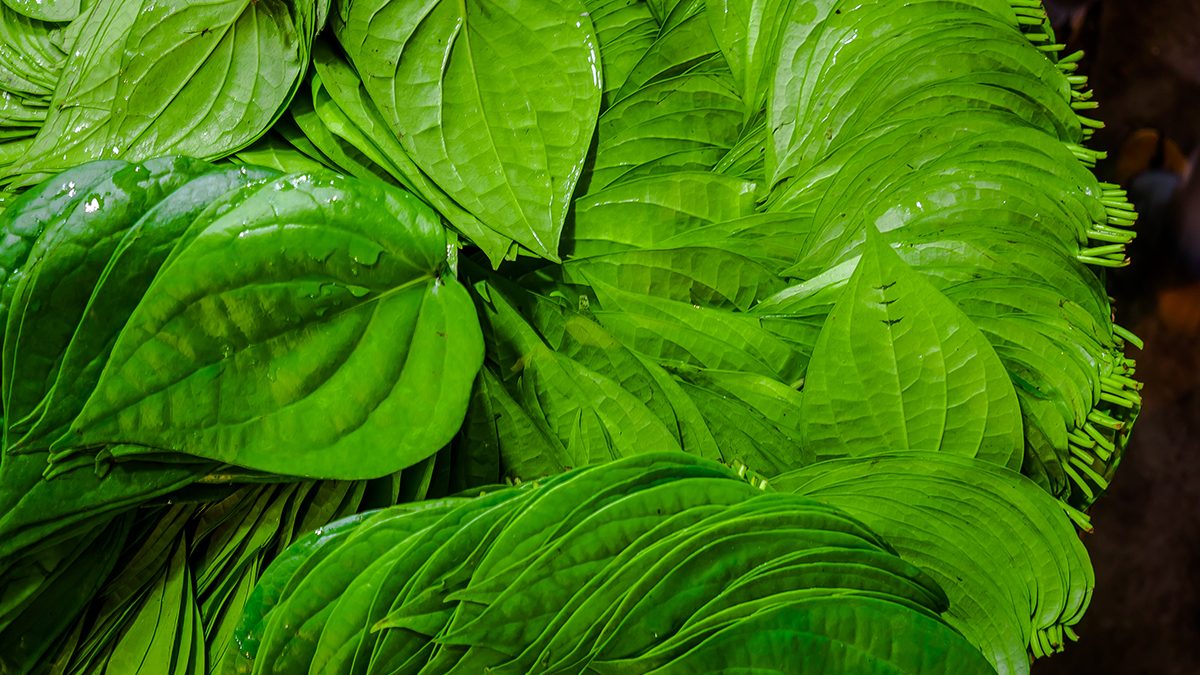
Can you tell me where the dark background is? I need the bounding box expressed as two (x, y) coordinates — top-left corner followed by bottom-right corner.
(1038, 1), (1200, 672)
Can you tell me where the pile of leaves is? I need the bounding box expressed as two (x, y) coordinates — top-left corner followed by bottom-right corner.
(0, 0), (1140, 673)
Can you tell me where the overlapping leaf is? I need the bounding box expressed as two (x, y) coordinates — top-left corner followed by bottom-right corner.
(333, 0), (602, 263)
(229, 453), (995, 675)
(775, 452), (1095, 674)
(4, 0), (327, 190)
(44, 170), (483, 479)
(797, 229), (1024, 467)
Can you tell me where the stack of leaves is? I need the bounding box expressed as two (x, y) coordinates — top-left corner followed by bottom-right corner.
(0, 156), (483, 670)
(0, 0), (71, 171)
(280, 0), (1130, 507)
(0, 0), (1142, 672)
(775, 452), (1094, 672)
(224, 452), (998, 675)
(42, 478), (428, 674)
(0, 0), (331, 193)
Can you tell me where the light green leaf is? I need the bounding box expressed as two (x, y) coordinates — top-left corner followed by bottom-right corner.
(2, 0), (79, 23)
(308, 43), (514, 260)
(775, 452), (1094, 674)
(612, 9), (718, 103)
(475, 281), (686, 471)
(564, 245), (784, 312)
(0, 3), (66, 100)
(706, 0), (797, 112)
(334, 0), (602, 262)
(6, 0), (317, 188)
(799, 230), (1023, 467)
(586, 273), (806, 385)
(580, 0), (657, 108)
(567, 171), (758, 259)
(590, 70), (745, 190)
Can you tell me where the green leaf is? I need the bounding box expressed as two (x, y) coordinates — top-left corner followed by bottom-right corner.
(0, 450), (204, 562)
(775, 452), (1094, 674)
(56, 172), (483, 480)
(580, 0), (657, 108)
(0, 3), (66, 101)
(6, 161), (276, 453)
(230, 134), (333, 175)
(2, 157), (217, 449)
(473, 280), (688, 471)
(706, 0), (797, 112)
(334, 0), (602, 262)
(611, 9), (718, 103)
(5, 0), (319, 188)
(565, 246), (784, 312)
(585, 273), (807, 385)
(104, 536), (204, 675)
(590, 70), (746, 190)
(674, 367), (812, 474)
(2, 0), (79, 23)
(567, 171), (758, 259)
(799, 229), (1023, 468)
(634, 596), (998, 674)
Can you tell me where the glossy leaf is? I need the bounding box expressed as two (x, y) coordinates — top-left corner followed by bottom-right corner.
(3, 158), (216, 443)
(3, 0), (80, 22)
(581, 0), (657, 107)
(775, 452), (1095, 674)
(5, 0), (321, 188)
(706, 0), (797, 111)
(56, 172), (483, 480)
(5, 160), (276, 452)
(335, 0), (602, 262)
(799, 229), (1024, 467)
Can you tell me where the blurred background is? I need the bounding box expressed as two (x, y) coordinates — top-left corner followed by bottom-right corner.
(1039, 1), (1200, 672)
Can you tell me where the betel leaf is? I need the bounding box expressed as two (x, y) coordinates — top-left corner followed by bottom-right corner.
(565, 171), (759, 259)
(2, 0), (79, 23)
(334, 0), (602, 263)
(53, 171), (484, 480)
(0, 2), (66, 101)
(4, 0), (324, 188)
(473, 279), (688, 470)
(0, 450), (205, 562)
(799, 228), (1023, 468)
(2, 158), (278, 451)
(580, 0), (657, 108)
(588, 69), (745, 192)
(706, 0), (798, 113)
(0, 159), (127, 328)
(306, 41), (516, 260)
(102, 536), (204, 675)
(0, 514), (132, 674)
(638, 595), (997, 674)
(611, 9), (717, 103)
(774, 452), (1094, 674)
(2, 157), (230, 451)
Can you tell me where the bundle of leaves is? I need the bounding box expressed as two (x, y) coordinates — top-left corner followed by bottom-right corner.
(227, 452), (1086, 674)
(0, 0), (1141, 673)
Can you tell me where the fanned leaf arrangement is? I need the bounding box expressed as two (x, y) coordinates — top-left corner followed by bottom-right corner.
(0, 0), (1141, 673)
(0, 0), (330, 192)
